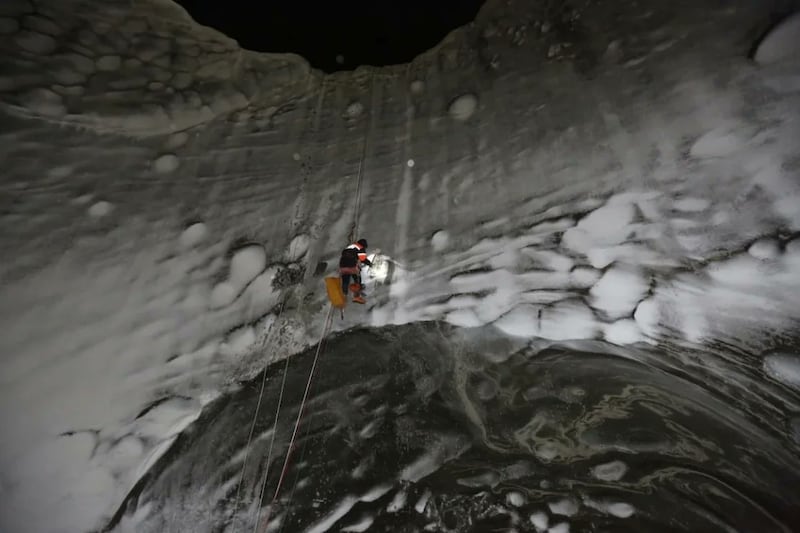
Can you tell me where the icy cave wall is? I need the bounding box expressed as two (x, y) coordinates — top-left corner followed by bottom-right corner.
(1, 0), (800, 531)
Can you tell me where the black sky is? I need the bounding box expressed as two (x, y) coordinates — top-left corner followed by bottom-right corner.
(174, 0), (486, 72)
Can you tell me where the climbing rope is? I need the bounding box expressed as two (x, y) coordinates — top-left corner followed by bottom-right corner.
(240, 73), (373, 533)
(249, 340), (292, 531)
(255, 305), (335, 532)
(348, 72), (373, 243)
(231, 196), (311, 528)
(229, 298), (288, 531)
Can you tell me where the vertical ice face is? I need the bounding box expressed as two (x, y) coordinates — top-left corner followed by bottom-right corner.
(0, 0), (799, 532)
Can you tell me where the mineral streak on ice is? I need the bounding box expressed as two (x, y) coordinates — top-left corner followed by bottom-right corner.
(1, 0), (800, 531)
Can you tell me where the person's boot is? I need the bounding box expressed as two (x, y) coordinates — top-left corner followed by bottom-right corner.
(352, 295), (366, 304)
(349, 283), (361, 293)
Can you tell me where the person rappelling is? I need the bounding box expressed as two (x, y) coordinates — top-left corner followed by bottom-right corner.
(339, 238), (372, 304)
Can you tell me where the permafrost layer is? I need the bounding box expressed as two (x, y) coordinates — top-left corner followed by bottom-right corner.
(1, 0), (799, 531)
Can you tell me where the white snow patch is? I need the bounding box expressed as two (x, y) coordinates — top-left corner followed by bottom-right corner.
(342, 516), (374, 532)
(415, 489), (432, 513)
(506, 491), (527, 507)
(530, 511), (549, 531)
(88, 201), (113, 218)
(604, 319), (643, 345)
(386, 490), (407, 513)
(607, 502), (636, 518)
(431, 230), (449, 251)
(748, 238), (781, 260)
(399, 445), (446, 482)
(548, 522), (570, 533)
(448, 93), (478, 121)
(763, 353), (800, 391)
(287, 234), (310, 261)
(584, 498), (636, 518)
(548, 498), (579, 517)
(360, 484), (392, 503)
(179, 222), (208, 249)
(590, 266), (649, 319)
(154, 154), (180, 174)
(306, 496), (358, 533)
(754, 13), (800, 65)
(359, 419), (380, 439)
(591, 460), (628, 481)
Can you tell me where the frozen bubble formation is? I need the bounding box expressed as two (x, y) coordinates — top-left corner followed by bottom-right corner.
(529, 512), (549, 531)
(88, 201), (113, 218)
(506, 491), (526, 507)
(754, 13), (800, 65)
(345, 101), (363, 117)
(229, 244), (267, 286)
(154, 154), (180, 174)
(448, 93), (478, 121)
(591, 460), (628, 481)
(179, 222), (208, 250)
(431, 230), (450, 251)
(548, 498), (579, 517)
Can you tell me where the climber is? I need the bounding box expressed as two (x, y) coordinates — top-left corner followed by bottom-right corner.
(339, 238), (373, 304)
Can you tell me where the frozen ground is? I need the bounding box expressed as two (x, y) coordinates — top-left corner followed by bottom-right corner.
(107, 327), (800, 533)
(0, 0), (799, 531)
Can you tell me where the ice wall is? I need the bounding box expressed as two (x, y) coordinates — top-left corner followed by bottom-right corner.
(1, 0), (799, 531)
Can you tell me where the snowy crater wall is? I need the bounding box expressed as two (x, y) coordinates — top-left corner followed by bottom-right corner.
(1, 1), (800, 532)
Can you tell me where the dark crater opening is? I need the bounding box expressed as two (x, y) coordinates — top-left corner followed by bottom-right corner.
(174, 0), (486, 72)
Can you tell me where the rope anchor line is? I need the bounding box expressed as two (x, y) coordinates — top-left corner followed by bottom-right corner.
(242, 72), (373, 533)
